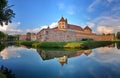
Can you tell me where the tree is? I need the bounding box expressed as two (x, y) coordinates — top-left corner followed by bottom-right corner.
(0, 0), (15, 26)
(26, 32), (31, 35)
(116, 32), (120, 40)
(0, 31), (6, 40)
(116, 42), (120, 49)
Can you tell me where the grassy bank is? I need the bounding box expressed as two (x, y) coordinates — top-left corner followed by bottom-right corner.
(0, 72), (6, 78)
(17, 40), (114, 49)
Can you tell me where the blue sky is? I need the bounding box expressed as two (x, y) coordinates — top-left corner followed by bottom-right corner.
(0, 0), (120, 34)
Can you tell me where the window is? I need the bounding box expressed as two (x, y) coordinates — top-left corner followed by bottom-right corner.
(59, 23), (61, 25)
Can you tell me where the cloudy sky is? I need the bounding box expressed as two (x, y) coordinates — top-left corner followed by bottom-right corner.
(0, 0), (120, 34)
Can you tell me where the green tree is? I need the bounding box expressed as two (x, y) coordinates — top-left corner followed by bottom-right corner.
(116, 42), (120, 49)
(26, 32), (31, 35)
(116, 32), (120, 40)
(0, 0), (15, 26)
(0, 31), (6, 40)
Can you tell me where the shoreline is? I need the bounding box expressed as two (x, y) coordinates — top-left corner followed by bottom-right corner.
(16, 40), (116, 49)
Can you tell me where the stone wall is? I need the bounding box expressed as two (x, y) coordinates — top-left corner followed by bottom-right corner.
(37, 29), (115, 42)
(76, 32), (114, 41)
(37, 29), (76, 42)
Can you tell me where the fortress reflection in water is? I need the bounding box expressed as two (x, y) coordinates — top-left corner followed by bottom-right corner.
(37, 49), (91, 66)
(37, 43), (115, 66)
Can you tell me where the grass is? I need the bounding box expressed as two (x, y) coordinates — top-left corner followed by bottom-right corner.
(0, 72), (6, 78)
(17, 40), (114, 49)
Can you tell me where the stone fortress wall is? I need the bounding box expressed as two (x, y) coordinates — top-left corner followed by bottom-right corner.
(37, 29), (114, 42)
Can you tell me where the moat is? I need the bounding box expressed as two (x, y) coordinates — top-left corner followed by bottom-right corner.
(0, 43), (120, 78)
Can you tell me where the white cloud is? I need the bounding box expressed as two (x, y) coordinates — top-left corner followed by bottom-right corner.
(0, 22), (58, 34)
(25, 22), (58, 34)
(88, 0), (120, 34)
(90, 47), (120, 63)
(0, 46), (36, 60)
(0, 47), (21, 60)
(88, 0), (118, 12)
(88, 0), (100, 12)
(92, 16), (120, 34)
(49, 22), (58, 28)
(97, 26), (113, 34)
(39, 22), (58, 29)
(0, 22), (22, 34)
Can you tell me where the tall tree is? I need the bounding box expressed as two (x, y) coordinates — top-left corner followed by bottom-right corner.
(116, 32), (120, 40)
(0, 0), (15, 26)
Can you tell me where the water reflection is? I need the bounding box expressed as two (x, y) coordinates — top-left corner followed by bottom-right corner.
(116, 42), (120, 49)
(37, 49), (92, 66)
(0, 65), (16, 78)
(37, 43), (116, 66)
(0, 46), (35, 60)
(0, 45), (5, 52)
(0, 43), (120, 78)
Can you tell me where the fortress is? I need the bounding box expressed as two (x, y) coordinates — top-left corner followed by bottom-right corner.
(37, 17), (114, 42)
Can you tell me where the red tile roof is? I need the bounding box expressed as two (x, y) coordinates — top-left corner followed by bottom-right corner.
(52, 24), (83, 31)
(67, 24), (83, 31)
(59, 17), (65, 22)
(84, 26), (92, 31)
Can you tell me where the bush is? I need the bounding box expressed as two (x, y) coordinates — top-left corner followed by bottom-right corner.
(81, 38), (93, 41)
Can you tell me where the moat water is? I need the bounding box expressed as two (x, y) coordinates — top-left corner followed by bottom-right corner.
(0, 43), (120, 78)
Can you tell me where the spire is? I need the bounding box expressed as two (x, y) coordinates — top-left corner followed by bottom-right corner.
(47, 26), (50, 29)
(65, 18), (67, 23)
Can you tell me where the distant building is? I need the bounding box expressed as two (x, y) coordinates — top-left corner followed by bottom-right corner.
(19, 33), (37, 41)
(31, 34), (37, 41)
(37, 17), (114, 42)
(19, 35), (27, 41)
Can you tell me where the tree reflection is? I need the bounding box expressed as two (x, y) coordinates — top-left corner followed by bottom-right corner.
(0, 65), (16, 78)
(116, 42), (120, 49)
(0, 44), (5, 52)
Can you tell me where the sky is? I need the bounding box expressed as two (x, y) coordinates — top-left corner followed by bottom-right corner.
(0, 0), (120, 34)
